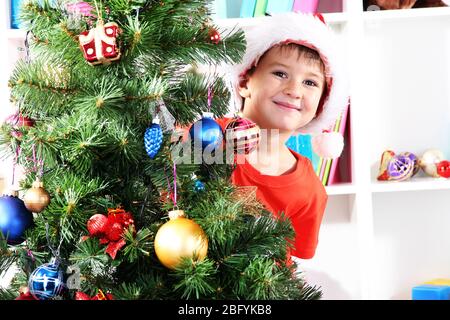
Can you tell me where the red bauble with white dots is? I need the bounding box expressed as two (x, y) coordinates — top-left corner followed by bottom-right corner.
(225, 117), (260, 155)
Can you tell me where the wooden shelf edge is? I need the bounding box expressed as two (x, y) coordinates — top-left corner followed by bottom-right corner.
(326, 183), (356, 196)
(371, 177), (450, 193)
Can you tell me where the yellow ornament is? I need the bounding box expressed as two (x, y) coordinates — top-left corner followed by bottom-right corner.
(23, 179), (51, 213)
(154, 210), (208, 269)
(419, 149), (445, 177)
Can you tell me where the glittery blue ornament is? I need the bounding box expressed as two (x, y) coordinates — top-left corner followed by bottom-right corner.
(29, 258), (65, 300)
(0, 194), (33, 245)
(194, 180), (205, 192)
(144, 118), (163, 159)
(189, 112), (223, 151)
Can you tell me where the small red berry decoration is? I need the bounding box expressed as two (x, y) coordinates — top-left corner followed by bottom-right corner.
(208, 28), (221, 44)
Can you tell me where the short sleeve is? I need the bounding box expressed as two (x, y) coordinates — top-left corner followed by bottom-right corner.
(289, 170), (327, 259)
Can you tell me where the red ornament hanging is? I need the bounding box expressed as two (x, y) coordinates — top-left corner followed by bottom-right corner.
(208, 28), (221, 44)
(85, 208), (134, 259)
(78, 19), (121, 65)
(6, 113), (35, 128)
(225, 117), (260, 155)
(6, 113), (35, 139)
(87, 213), (108, 236)
(159, 189), (175, 205)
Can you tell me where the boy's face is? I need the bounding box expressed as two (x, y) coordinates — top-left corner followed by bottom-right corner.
(238, 46), (325, 134)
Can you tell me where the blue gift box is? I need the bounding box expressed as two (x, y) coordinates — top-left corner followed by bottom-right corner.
(10, 0), (25, 29)
(412, 285), (450, 300)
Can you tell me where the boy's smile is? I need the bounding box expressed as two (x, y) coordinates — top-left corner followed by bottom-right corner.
(239, 45), (325, 134)
(273, 100), (303, 112)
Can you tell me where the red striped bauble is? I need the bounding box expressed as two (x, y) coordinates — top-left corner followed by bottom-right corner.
(225, 117), (260, 155)
(87, 214), (108, 237)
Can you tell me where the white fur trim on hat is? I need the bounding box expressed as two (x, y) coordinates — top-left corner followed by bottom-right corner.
(225, 12), (348, 135)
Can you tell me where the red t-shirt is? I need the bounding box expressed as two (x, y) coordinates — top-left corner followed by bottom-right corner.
(218, 118), (328, 259)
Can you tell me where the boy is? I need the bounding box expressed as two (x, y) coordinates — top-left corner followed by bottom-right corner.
(223, 13), (347, 259)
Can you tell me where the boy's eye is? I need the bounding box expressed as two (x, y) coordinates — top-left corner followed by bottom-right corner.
(304, 80), (318, 87)
(272, 71), (287, 78)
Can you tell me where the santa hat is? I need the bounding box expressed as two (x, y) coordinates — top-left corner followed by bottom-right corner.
(226, 12), (348, 158)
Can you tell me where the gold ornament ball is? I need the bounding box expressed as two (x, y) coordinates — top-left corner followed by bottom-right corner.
(419, 149), (445, 177)
(23, 180), (51, 213)
(154, 210), (208, 269)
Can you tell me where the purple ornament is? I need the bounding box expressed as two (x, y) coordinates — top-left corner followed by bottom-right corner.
(403, 152), (420, 176)
(387, 155), (414, 181)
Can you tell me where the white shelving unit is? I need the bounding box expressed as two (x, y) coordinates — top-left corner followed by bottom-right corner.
(1, 1), (450, 299)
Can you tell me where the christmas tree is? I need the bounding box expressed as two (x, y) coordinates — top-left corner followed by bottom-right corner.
(0, 0), (321, 300)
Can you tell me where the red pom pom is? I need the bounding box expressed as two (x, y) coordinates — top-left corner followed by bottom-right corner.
(87, 214), (108, 236)
(208, 28), (221, 44)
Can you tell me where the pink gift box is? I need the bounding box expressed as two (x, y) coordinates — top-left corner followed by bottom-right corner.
(293, 0), (319, 13)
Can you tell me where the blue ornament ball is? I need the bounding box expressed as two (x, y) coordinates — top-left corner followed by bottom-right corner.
(189, 115), (223, 151)
(29, 258), (65, 300)
(144, 121), (163, 159)
(194, 180), (205, 192)
(0, 195), (33, 245)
